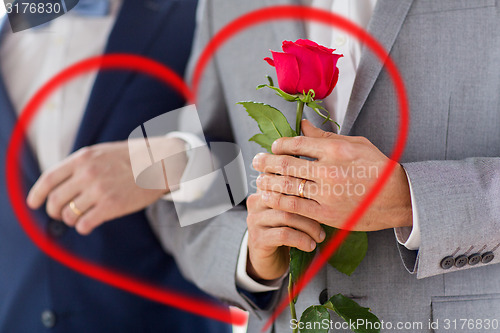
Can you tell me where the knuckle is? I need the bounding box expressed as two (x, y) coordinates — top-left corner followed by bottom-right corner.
(278, 156), (290, 173)
(47, 192), (61, 209)
(357, 136), (370, 144)
(327, 140), (351, 158)
(77, 146), (93, 162)
(277, 227), (291, 243)
(286, 197), (298, 212)
(282, 178), (293, 193)
(322, 131), (334, 139)
(279, 210), (293, 222)
(290, 136), (304, 154)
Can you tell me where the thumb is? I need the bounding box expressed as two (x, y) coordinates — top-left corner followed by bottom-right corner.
(301, 119), (336, 139)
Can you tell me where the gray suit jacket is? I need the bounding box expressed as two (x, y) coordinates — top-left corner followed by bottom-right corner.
(148, 0), (500, 332)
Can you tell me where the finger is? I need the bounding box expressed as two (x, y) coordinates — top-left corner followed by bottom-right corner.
(253, 209), (326, 243)
(45, 178), (83, 220)
(75, 205), (105, 236)
(27, 162), (74, 209)
(302, 119), (369, 145)
(271, 135), (326, 159)
(262, 227), (318, 252)
(261, 190), (320, 221)
(257, 173), (318, 200)
(61, 194), (95, 227)
(252, 153), (314, 180)
(246, 193), (269, 213)
(301, 119), (340, 139)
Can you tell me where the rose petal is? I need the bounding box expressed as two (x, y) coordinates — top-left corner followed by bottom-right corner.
(325, 67), (340, 98)
(271, 51), (300, 94)
(318, 54), (343, 99)
(295, 39), (336, 54)
(282, 42), (323, 96)
(264, 57), (275, 67)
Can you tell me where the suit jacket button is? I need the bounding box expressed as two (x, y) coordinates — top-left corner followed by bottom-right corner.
(319, 289), (329, 305)
(48, 220), (67, 238)
(481, 252), (495, 264)
(468, 253), (482, 266)
(454, 255), (468, 268)
(440, 256), (455, 269)
(41, 310), (57, 328)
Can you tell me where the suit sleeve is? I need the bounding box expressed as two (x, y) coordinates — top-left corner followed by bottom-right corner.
(399, 158), (500, 279)
(146, 0), (286, 323)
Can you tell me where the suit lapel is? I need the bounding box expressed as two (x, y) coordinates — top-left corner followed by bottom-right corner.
(72, 0), (178, 150)
(340, 0), (414, 135)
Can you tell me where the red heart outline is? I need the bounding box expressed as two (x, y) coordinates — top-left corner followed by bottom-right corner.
(6, 5), (408, 329)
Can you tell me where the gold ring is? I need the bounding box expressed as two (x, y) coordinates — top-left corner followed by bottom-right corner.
(298, 179), (307, 198)
(69, 201), (83, 217)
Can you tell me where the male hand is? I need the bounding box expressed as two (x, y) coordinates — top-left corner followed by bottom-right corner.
(27, 137), (187, 235)
(246, 190), (325, 281)
(253, 119), (412, 232)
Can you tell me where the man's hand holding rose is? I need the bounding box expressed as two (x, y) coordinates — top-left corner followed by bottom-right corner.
(246, 119), (413, 280)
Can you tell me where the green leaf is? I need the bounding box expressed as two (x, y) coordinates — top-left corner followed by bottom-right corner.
(249, 134), (273, 153)
(324, 294), (381, 333)
(319, 226), (368, 276)
(289, 248), (316, 285)
(298, 305), (330, 333)
(256, 84), (299, 102)
(289, 247), (316, 303)
(238, 102), (296, 143)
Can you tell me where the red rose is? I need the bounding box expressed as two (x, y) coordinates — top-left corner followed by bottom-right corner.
(264, 39), (343, 100)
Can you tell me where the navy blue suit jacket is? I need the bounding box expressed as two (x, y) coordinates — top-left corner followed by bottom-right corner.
(0, 1), (231, 332)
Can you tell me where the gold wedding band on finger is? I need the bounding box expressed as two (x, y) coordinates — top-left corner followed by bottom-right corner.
(298, 179), (307, 198)
(69, 201), (83, 217)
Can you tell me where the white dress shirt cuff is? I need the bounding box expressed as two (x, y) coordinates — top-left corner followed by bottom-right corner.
(162, 131), (210, 203)
(236, 231), (286, 292)
(394, 168), (421, 250)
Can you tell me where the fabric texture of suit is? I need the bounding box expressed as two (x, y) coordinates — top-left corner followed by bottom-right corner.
(148, 0), (500, 332)
(0, 1), (231, 332)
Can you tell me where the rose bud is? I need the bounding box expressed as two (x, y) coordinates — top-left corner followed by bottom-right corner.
(264, 39), (343, 100)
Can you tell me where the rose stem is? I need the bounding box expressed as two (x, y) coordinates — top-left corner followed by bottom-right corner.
(288, 272), (298, 333)
(295, 100), (305, 136)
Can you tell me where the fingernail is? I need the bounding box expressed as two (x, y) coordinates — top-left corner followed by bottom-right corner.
(319, 230), (326, 242)
(253, 153), (264, 167)
(271, 139), (279, 151)
(256, 174), (263, 186)
(310, 240), (317, 251)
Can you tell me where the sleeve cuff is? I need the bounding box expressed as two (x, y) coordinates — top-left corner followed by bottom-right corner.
(236, 231), (286, 293)
(394, 166), (421, 250)
(162, 131), (214, 203)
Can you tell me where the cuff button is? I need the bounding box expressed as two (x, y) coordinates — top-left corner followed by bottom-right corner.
(482, 252), (495, 264)
(454, 255), (468, 268)
(440, 256), (455, 269)
(468, 253), (482, 266)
